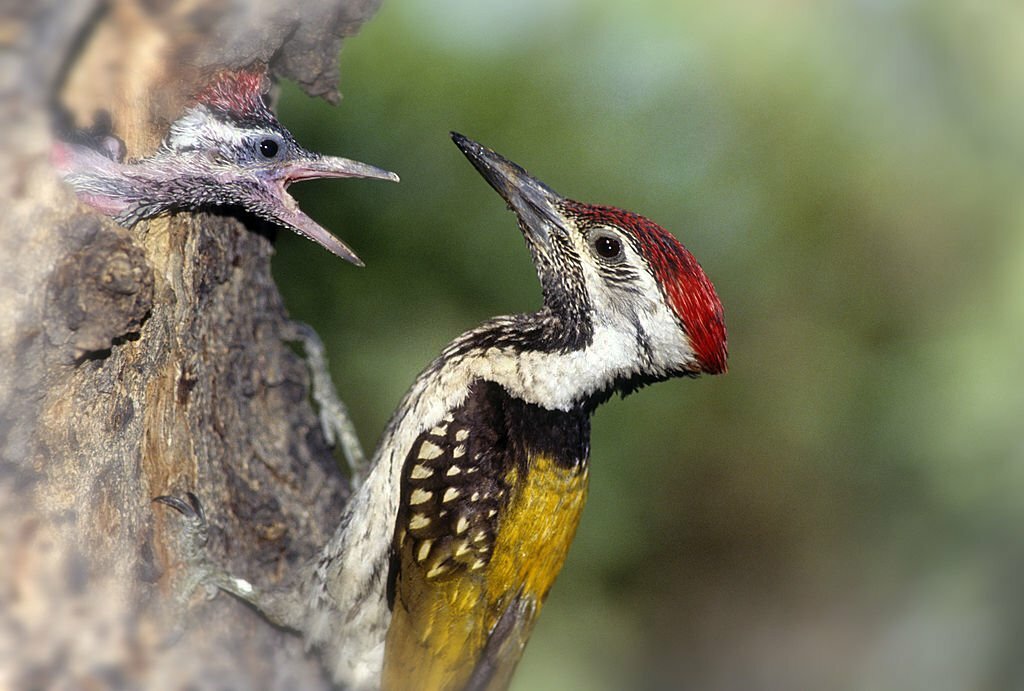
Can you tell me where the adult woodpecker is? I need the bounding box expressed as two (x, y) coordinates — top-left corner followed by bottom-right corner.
(52, 68), (398, 265)
(157, 133), (727, 690)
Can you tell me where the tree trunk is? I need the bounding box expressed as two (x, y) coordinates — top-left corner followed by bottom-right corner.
(0, 1), (378, 687)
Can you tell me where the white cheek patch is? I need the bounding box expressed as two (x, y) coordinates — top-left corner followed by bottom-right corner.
(578, 240), (696, 377)
(628, 264), (696, 374)
(637, 298), (696, 375)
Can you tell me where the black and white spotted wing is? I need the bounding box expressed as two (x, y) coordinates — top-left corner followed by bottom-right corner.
(391, 406), (511, 583)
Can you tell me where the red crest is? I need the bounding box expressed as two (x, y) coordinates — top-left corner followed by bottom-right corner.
(196, 67), (269, 118)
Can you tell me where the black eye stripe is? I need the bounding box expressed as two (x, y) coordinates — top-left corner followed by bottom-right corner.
(600, 263), (641, 286)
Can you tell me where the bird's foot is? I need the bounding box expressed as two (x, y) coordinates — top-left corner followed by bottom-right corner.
(153, 492), (305, 633)
(153, 493), (260, 608)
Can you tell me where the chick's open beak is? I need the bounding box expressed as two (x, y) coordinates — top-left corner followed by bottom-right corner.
(262, 154), (399, 266)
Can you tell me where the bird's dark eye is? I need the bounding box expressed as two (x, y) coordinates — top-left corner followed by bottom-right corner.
(259, 138), (279, 158)
(591, 232), (624, 261)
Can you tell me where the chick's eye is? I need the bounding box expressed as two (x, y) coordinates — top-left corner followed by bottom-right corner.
(258, 138), (279, 158)
(593, 234), (623, 260)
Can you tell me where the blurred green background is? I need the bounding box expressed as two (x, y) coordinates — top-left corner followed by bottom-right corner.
(273, 1), (1024, 689)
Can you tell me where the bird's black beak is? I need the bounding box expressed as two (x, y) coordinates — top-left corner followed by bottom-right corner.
(450, 132), (567, 251)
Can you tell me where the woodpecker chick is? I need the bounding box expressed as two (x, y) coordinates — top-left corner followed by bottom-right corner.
(157, 134), (726, 691)
(52, 69), (398, 265)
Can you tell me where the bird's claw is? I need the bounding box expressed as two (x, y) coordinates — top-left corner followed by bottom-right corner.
(153, 492), (210, 557)
(152, 491), (206, 524)
(152, 492), (219, 603)
(152, 491), (269, 616)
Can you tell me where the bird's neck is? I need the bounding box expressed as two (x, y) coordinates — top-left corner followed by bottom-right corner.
(432, 309), (642, 413)
(374, 309), (633, 475)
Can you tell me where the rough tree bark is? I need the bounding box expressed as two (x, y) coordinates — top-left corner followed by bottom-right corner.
(0, 1), (380, 687)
